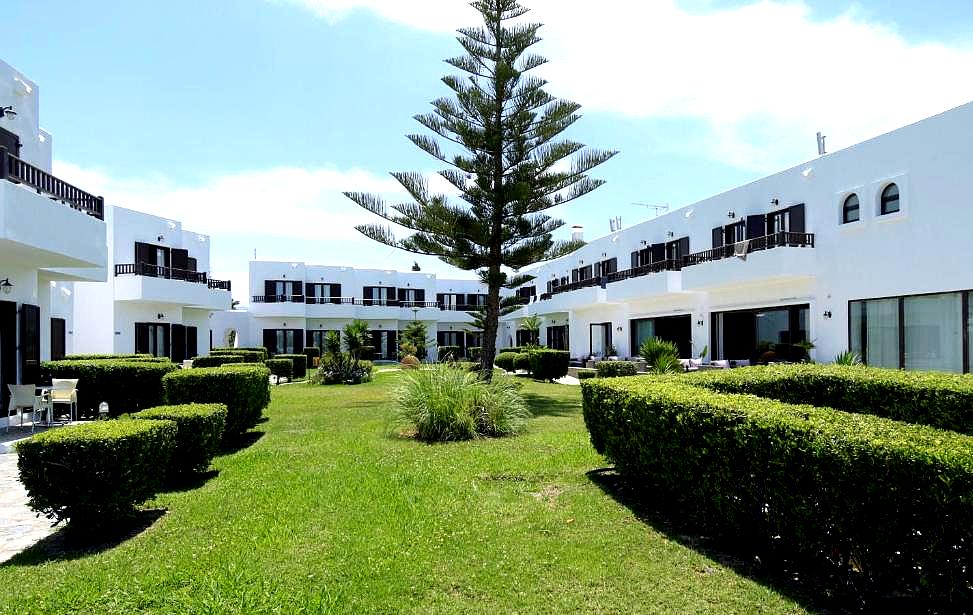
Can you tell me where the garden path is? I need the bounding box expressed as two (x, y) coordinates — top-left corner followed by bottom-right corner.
(0, 451), (55, 562)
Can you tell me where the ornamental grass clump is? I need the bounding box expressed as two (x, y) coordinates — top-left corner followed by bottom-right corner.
(393, 364), (530, 441)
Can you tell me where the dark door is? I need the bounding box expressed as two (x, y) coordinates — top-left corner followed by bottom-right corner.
(0, 301), (16, 410)
(19, 304), (40, 384)
(136, 322), (150, 355)
(171, 248), (189, 280)
(263, 329), (277, 356)
(654, 315), (693, 359)
(0, 127), (22, 157)
(186, 326), (198, 359)
(746, 215), (766, 240)
(51, 318), (66, 360)
(171, 324), (186, 362)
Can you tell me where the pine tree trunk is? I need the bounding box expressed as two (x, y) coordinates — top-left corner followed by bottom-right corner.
(479, 270), (502, 382)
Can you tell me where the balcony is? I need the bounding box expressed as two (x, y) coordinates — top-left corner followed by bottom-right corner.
(114, 263), (232, 310)
(1, 147), (104, 220)
(250, 295), (484, 322)
(680, 232), (816, 292)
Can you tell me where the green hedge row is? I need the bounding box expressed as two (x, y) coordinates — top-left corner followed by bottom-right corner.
(275, 354), (307, 379)
(191, 354), (245, 368)
(577, 368), (597, 380)
(62, 353), (168, 362)
(528, 349), (570, 381)
(494, 353), (516, 372)
(16, 420), (176, 528)
(691, 364), (973, 435)
(595, 361), (638, 377)
(265, 358), (293, 380)
(135, 404), (227, 475)
(162, 365), (271, 437)
(212, 347), (269, 360)
(581, 376), (973, 602)
(211, 349), (266, 363)
(41, 360), (179, 418)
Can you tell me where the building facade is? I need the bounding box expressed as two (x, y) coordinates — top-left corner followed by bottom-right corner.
(0, 59), (107, 415)
(503, 101), (973, 373)
(72, 206), (233, 360)
(212, 261), (490, 360)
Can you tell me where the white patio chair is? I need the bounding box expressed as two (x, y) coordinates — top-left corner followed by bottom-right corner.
(50, 378), (79, 422)
(6, 384), (41, 433)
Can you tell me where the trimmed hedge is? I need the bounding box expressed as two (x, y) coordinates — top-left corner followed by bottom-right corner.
(595, 360), (638, 378)
(438, 345), (461, 360)
(16, 419), (176, 527)
(577, 368), (597, 380)
(265, 358), (293, 380)
(582, 376), (973, 602)
(62, 353), (166, 362)
(691, 364), (973, 435)
(212, 347), (269, 361)
(276, 354), (307, 379)
(528, 349), (570, 381)
(191, 354), (245, 368)
(513, 352), (531, 372)
(211, 349), (265, 363)
(135, 404), (227, 475)
(162, 365), (271, 436)
(495, 353), (516, 372)
(40, 359), (179, 417)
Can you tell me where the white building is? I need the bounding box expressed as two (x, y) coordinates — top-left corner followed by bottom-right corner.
(72, 206), (233, 360)
(0, 59), (107, 412)
(503, 100), (973, 373)
(211, 261), (490, 360)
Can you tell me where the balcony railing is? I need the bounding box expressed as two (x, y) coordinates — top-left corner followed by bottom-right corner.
(682, 232), (815, 267)
(254, 295), (485, 311)
(115, 263), (231, 291)
(252, 294), (306, 303)
(1, 147), (104, 220)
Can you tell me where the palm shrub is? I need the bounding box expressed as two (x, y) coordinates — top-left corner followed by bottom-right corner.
(833, 350), (863, 366)
(640, 337), (681, 373)
(400, 321), (429, 360)
(343, 320), (371, 360)
(392, 363), (530, 441)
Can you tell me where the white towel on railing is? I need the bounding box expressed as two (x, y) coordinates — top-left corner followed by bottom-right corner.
(733, 239), (750, 260)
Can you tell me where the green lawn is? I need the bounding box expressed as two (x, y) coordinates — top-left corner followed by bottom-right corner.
(0, 372), (810, 614)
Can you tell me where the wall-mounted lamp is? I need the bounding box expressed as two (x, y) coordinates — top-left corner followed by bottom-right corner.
(579, 259), (584, 265)
(601, 252), (607, 258)
(1, 106), (16, 120)
(727, 211), (736, 219)
(616, 326), (623, 332)
(640, 240), (647, 246)
(823, 310), (833, 319)
(696, 320), (704, 327)
(666, 231), (674, 238)
(157, 313), (165, 320)
(157, 235), (165, 242)
(770, 198), (780, 208)
(0, 278), (13, 295)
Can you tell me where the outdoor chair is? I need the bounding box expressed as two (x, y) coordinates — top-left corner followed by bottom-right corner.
(50, 378), (79, 422)
(6, 384), (43, 433)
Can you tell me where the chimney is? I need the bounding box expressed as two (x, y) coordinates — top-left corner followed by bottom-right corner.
(571, 225), (584, 242)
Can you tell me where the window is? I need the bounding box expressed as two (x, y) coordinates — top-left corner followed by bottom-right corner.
(842, 194), (860, 224)
(865, 298), (900, 368)
(880, 183), (900, 215)
(904, 293), (963, 372)
(136, 323), (170, 358)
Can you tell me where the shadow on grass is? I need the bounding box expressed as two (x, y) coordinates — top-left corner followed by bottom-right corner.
(587, 468), (856, 615)
(160, 469), (219, 493)
(522, 390), (581, 419)
(216, 431), (265, 457)
(2, 509), (166, 567)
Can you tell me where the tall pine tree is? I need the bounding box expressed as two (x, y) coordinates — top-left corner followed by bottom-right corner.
(345, 0), (617, 378)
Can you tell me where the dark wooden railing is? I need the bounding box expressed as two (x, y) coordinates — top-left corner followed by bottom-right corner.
(305, 296), (356, 305)
(1, 147), (104, 220)
(682, 232), (815, 267)
(116, 263), (230, 291)
(252, 295), (306, 303)
(256, 296), (485, 311)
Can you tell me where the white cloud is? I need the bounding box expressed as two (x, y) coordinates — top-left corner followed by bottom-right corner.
(277, 0), (973, 171)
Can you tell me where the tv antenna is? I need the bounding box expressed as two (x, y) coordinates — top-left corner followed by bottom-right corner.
(632, 202), (670, 218)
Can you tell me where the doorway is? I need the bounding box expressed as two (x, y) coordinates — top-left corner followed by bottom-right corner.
(588, 322), (612, 357)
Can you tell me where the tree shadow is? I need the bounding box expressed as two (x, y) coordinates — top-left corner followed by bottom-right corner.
(522, 391), (581, 419)
(160, 469), (219, 493)
(587, 468), (870, 615)
(2, 509), (166, 567)
(216, 431), (265, 457)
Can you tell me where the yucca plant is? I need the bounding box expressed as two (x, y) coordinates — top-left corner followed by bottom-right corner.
(640, 337), (681, 373)
(833, 350), (863, 366)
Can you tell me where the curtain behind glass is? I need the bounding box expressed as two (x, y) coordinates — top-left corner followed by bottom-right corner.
(865, 299), (899, 368)
(904, 293), (962, 373)
(850, 301), (864, 358)
(632, 319), (655, 353)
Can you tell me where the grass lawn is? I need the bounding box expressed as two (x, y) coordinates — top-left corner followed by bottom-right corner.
(0, 372), (811, 614)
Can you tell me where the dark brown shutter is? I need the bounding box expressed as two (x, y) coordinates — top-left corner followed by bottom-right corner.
(712, 227), (724, 249)
(0, 127), (22, 157)
(331, 284), (342, 304)
(571, 269), (579, 283)
(606, 258), (617, 274)
(186, 257), (198, 272)
(263, 329), (277, 356)
(788, 203), (806, 235)
(746, 215), (765, 239)
(416, 289), (425, 303)
(19, 304), (40, 384)
(162, 324), (171, 359)
(292, 281), (303, 300)
(363, 287), (373, 305)
(293, 329), (304, 354)
(51, 318), (66, 360)
(171, 248), (189, 280)
(264, 280), (276, 303)
(0, 301), (16, 410)
(186, 326), (198, 359)
(171, 324), (186, 362)
(135, 323), (150, 354)
(631, 251), (639, 268)
(398, 288), (407, 303)
(436, 293), (445, 308)
(650, 243), (665, 263)
(437, 332), (446, 346)
(679, 237), (690, 259)
(306, 330), (314, 347)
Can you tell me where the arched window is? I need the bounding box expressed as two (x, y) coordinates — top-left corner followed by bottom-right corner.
(880, 183), (900, 215)
(842, 193), (860, 224)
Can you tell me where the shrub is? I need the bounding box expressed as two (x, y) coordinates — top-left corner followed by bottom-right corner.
(691, 364), (973, 435)
(275, 354), (308, 379)
(265, 358), (293, 381)
(212, 347), (268, 361)
(16, 419), (176, 528)
(359, 345), (376, 361)
(437, 345), (461, 361)
(313, 354), (373, 385)
(191, 354), (244, 368)
(211, 349), (265, 363)
(596, 360), (637, 378)
(494, 353), (516, 372)
(135, 404), (227, 475)
(400, 355), (420, 370)
(512, 352), (532, 372)
(392, 363), (530, 441)
(639, 337), (681, 373)
(41, 359), (179, 418)
(582, 376), (973, 603)
(467, 346), (481, 362)
(529, 349), (569, 381)
(577, 368), (597, 380)
(162, 365), (271, 436)
(63, 353), (156, 361)
(833, 350), (863, 366)
(304, 347), (321, 368)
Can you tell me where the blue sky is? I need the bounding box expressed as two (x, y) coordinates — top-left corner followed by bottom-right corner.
(3, 0), (973, 301)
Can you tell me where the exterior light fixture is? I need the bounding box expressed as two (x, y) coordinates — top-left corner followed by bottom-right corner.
(697, 320), (704, 327)
(157, 313), (165, 320)
(157, 235), (165, 242)
(1, 106), (16, 119)
(770, 198), (780, 207)
(727, 211), (736, 219)
(666, 231), (674, 238)
(823, 311), (833, 319)
(0, 278), (12, 294)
